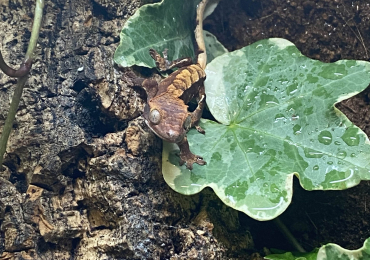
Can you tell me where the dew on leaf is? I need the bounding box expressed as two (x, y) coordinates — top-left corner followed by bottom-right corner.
(341, 126), (360, 146)
(329, 168), (355, 184)
(318, 130), (332, 145)
(293, 124), (302, 135)
(336, 150), (347, 159)
(334, 141), (341, 145)
(304, 148), (324, 158)
(259, 93), (279, 107)
(286, 83), (299, 95)
(350, 153), (356, 157)
(270, 184), (280, 193)
(327, 161), (334, 165)
(313, 165), (319, 170)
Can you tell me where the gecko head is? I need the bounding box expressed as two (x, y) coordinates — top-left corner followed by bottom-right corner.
(143, 96), (191, 143)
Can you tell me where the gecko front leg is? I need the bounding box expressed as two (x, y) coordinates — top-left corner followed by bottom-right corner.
(177, 136), (206, 170)
(191, 86), (206, 134)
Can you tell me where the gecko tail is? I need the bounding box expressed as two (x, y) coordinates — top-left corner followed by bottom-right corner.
(195, 0), (210, 70)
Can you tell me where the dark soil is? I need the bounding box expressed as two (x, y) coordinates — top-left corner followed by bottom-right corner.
(206, 0), (370, 253)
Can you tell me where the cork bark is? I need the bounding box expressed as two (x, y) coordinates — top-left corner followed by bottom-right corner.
(0, 0), (253, 259)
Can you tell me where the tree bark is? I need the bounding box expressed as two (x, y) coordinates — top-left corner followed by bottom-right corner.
(0, 0), (253, 259)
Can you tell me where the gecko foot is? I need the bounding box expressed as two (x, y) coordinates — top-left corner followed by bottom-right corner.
(195, 125), (205, 134)
(179, 151), (206, 170)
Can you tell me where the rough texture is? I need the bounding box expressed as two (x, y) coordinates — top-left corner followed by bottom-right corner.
(0, 0), (252, 259)
(2, 0), (370, 259)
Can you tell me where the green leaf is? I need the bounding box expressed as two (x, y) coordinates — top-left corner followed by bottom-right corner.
(265, 249), (318, 260)
(204, 30), (228, 63)
(162, 38), (370, 221)
(114, 0), (225, 68)
(266, 237), (370, 260)
(318, 238), (370, 260)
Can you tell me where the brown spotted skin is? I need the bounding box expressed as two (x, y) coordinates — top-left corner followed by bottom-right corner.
(141, 56), (207, 169)
(137, 0), (210, 169)
(143, 63), (205, 143)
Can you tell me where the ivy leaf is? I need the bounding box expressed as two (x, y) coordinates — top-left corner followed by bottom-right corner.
(266, 237), (370, 260)
(204, 31), (228, 63)
(162, 38), (370, 221)
(265, 249), (318, 260)
(114, 0), (225, 68)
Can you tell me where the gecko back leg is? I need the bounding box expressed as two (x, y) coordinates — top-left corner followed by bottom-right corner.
(149, 49), (193, 72)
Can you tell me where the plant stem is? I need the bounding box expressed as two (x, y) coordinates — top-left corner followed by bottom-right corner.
(274, 217), (306, 253)
(0, 76), (28, 166)
(0, 0), (45, 167)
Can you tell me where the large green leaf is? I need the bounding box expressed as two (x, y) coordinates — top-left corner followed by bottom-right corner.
(114, 0), (225, 68)
(162, 38), (370, 221)
(266, 237), (370, 260)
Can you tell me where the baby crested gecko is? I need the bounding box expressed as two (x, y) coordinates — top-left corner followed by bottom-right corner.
(132, 0), (209, 170)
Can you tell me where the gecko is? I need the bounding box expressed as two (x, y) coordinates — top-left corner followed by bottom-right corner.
(131, 0), (209, 170)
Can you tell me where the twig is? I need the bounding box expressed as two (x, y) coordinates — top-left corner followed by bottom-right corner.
(339, 4), (369, 60)
(273, 217), (306, 253)
(0, 51), (31, 77)
(0, 0), (45, 167)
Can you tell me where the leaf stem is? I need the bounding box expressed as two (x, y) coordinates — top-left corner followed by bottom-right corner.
(0, 0), (45, 167)
(274, 217), (306, 253)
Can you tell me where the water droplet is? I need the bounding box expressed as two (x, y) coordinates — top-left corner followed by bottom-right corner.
(304, 148), (324, 158)
(318, 130), (332, 145)
(327, 161), (334, 165)
(334, 141), (341, 145)
(293, 124), (302, 135)
(291, 115), (300, 120)
(274, 113), (286, 122)
(336, 150), (347, 159)
(313, 165), (319, 170)
(260, 94), (279, 107)
(350, 153), (356, 157)
(243, 85), (251, 93)
(287, 83), (299, 95)
(341, 127), (360, 146)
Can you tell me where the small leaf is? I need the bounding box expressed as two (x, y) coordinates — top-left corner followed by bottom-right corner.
(266, 237), (370, 260)
(265, 249), (318, 260)
(204, 30), (228, 63)
(114, 0), (225, 68)
(162, 38), (370, 221)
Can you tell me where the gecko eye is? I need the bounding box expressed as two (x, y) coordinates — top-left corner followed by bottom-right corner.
(149, 109), (161, 124)
(183, 115), (191, 130)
